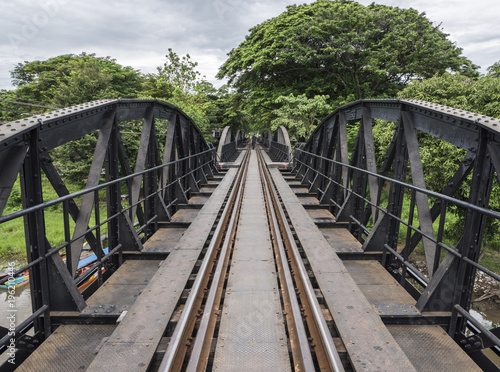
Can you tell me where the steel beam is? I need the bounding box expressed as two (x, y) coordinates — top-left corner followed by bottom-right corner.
(70, 111), (115, 277)
(401, 111), (437, 274)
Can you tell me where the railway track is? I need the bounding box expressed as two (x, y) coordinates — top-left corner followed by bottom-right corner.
(156, 146), (346, 371)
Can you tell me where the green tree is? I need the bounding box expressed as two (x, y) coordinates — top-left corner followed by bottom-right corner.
(141, 49), (231, 140)
(0, 89), (52, 122)
(271, 94), (331, 141)
(162, 48), (202, 94)
(397, 68), (500, 245)
(487, 61), (500, 78)
(398, 72), (500, 118)
(9, 53), (142, 182)
(217, 0), (477, 131)
(50, 134), (98, 185)
(11, 53), (141, 105)
(51, 58), (114, 106)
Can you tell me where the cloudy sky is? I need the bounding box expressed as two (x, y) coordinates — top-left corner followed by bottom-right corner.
(0, 0), (498, 91)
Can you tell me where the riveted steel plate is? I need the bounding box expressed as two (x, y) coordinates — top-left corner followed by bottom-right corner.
(388, 325), (481, 371)
(86, 260), (160, 306)
(214, 290), (290, 372)
(373, 303), (420, 316)
(170, 208), (199, 223)
(86, 282), (147, 306)
(297, 196), (320, 205)
(104, 260), (160, 285)
(16, 324), (115, 372)
(306, 208), (336, 223)
(357, 284), (416, 306)
(81, 303), (129, 316)
(293, 187), (310, 194)
(343, 260), (399, 285)
(226, 259), (278, 292)
(188, 195), (210, 204)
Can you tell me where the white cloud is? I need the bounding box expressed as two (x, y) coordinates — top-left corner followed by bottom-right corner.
(1, 0), (498, 91)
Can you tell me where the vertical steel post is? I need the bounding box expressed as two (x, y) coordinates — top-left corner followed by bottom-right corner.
(20, 127), (51, 339)
(105, 115), (121, 267)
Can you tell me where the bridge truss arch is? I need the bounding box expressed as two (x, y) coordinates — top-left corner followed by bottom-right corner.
(267, 125), (292, 162)
(0, 99), (216, 340)
(292, 98), (500, 343)
(216, 125), (244, 162)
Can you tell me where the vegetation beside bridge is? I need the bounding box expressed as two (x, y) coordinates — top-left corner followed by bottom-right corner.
(1, 0), (500, 273)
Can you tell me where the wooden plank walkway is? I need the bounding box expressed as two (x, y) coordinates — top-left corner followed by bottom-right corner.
(86, 168), (237, 371)
(268, 159), (481, 372)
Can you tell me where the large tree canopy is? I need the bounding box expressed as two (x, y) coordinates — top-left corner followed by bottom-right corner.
(11, 53), (142, 106)
(217, 0), (477, 129)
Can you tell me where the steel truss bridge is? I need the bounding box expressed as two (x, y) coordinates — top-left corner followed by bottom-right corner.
(0, 98), (500, 370)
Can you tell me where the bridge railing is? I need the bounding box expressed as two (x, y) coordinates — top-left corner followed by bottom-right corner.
(268, 140), (291, 162)
(0, 148), (214, 347)
(216, 127), (244, 162)
(291, 98), (500, 360)
(0, 99), (217, 356)
(294, 146), (500, 350)
(219, 140), (237, 162)
(266, 125), (292, 162)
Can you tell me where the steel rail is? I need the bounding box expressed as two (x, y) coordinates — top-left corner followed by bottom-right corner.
(257, 148), (345, 372)
(257, 148), (315, 371)
(185, 149), (249, 371)
(158, 149), (250, 371)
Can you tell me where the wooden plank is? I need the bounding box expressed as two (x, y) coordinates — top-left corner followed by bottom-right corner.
(269, 168), (417, 371)
(87, 168), (238, 372)
(320, 228), (362, 253)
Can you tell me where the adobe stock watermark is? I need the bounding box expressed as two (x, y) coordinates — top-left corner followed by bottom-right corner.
(5, 262), (18, 365)
(8, 0), (74, 53)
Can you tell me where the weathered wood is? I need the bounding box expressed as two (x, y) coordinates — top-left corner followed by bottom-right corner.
(269, 167), (416, 371)
(86, 168), (237, 372)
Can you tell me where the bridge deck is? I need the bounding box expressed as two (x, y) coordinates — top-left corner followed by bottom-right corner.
(16, 146), (481, 371)
(213, 150), (290, 371)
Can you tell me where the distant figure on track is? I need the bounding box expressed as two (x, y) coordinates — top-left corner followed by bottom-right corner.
(251, 134), (256, 150)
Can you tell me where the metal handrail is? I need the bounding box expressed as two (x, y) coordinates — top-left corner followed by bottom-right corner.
(292, 150), (500, 282)
(0, 150), (216, 284)
(0, 148), (215, 225)
(268, 140), (291, 162)
(295, 148), (500, 220)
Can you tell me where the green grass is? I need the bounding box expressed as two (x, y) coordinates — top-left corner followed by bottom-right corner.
(479, 250), (500, 274)
(372, 189), (499, 275)
(0, 177), (109, 259)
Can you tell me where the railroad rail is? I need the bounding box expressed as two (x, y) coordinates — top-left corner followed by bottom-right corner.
(154, 146), (346, 371)
(1, 98), (498, 370)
